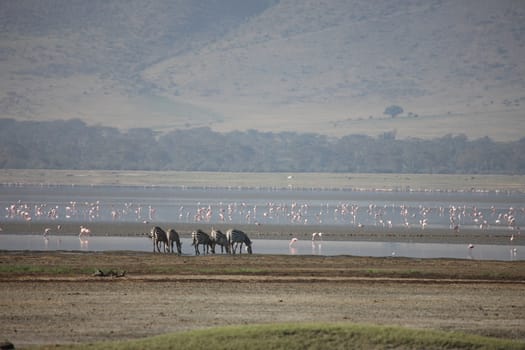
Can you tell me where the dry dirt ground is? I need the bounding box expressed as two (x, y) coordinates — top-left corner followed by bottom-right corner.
(1, 251), (524, 348)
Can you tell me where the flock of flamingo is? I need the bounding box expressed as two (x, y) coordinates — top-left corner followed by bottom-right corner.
(4, 197), (523, 231)
(2, 193), (523, 254)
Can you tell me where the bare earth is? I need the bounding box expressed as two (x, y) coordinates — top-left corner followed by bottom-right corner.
(1, 172), (524, 347)
(1, 250), (525, 348)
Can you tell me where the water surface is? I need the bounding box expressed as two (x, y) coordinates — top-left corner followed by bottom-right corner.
(1, 235), (522, 261)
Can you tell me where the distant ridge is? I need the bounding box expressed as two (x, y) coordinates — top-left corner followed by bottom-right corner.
(0, 0), (524, 140)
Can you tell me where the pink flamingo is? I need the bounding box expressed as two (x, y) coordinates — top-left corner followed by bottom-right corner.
(312, 232), (323, 241)
(289, 237), (298, 246)
(79, 225), (91, 237)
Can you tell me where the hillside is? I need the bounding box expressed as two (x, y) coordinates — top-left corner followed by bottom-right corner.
(1, 0), (524, 140)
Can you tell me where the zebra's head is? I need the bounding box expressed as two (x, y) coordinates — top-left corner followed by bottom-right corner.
(246, 243), (253, 254)
(149, 226), (159, 239)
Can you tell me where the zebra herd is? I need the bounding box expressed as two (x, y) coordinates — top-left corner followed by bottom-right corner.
(150, 226), (252, 255)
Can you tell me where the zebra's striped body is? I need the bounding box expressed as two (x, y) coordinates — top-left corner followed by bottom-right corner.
(226, 229), (253, 254)
(151, 226), (168, 253)
(210, 228), (230, 254)
(167, 228), (182, 255)
(191, 229), (212, 255)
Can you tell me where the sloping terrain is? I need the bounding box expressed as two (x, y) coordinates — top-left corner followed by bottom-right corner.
(1, 0), (524, 139)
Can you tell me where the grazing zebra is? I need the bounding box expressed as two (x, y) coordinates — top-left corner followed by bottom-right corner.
(167, 228), (182, 255)
(226, 228), (253, 254)
(210, 228), (230, 254)
(191, 229), (212, 255)
(151, 226), (169, 253)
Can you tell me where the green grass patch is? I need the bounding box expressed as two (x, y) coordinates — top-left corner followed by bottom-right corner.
(28, 322), (525, 350)
(0, 264), (91, 275)
(208, 266), (267, 274)
(364, 268), (425, 278)
(145, 265), (267, 275)
(182, 266), (268, 274)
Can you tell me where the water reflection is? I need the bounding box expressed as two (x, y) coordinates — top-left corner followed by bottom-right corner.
(0, 234), (522, 261)
(79, 237), (89, 250)
(312, 241), (322, 255)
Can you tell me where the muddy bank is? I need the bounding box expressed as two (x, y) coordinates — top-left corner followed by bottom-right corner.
(1, 221), (520, 245)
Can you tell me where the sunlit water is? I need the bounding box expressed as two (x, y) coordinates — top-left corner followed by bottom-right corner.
(0, 235), (522, 261)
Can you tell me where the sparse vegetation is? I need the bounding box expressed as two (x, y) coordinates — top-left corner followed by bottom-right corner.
(1, 1), (524, 140)
(3, 252), (524, 347)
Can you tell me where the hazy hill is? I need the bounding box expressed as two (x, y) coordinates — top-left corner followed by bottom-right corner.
(1, 0), (524, 140)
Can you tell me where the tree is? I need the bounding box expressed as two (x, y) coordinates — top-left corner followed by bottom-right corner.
(384, 105), (404, 118)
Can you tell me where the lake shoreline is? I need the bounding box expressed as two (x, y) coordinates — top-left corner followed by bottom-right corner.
(1, 221), (520, 245)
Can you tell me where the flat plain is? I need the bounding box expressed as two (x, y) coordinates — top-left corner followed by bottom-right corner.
(1, 170), (524, 348)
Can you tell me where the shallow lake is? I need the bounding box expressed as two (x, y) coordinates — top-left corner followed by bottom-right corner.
(1, 184), (524, 260)
(1, 184), (524, 230)
(0, 235), (522, 261)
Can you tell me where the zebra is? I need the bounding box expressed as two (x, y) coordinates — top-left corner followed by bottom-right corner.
(226, 228), (253, 254)
(191, 229), (212, 255)
(210, 228), (230, 254)
(150, 226), (169, 253)
(167, 228), (182, 255)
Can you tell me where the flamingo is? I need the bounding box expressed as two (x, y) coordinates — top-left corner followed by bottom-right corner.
(468, 243), (474, 249)
(288, 237), (298, 255)
(79, 225), (91, 237)
(44, 228), (51, 237)
(312, 232), (323, 241)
